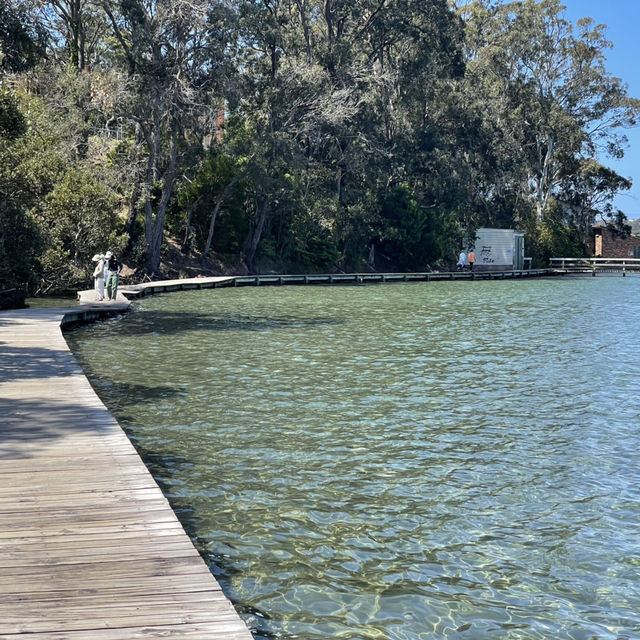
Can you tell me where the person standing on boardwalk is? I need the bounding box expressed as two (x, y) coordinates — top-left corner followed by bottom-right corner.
(467, 250), (476, 271)
(105, 251), (122, 301)
(92, 254), (106, 301)
(457, 250), (467, 271)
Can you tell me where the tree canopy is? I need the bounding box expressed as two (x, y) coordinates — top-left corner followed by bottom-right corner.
(1, 0), (638, 303)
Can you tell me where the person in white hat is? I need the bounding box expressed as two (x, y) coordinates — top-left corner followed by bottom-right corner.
(457, 250), (467, 271)
(104, 251), (122, 300)
(91, 253), (106, 301)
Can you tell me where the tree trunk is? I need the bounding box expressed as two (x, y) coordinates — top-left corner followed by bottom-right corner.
(244, 200), (271, 273)
(536, 135), (554, 220)
(337, 165), (345, 205)
(181, 198), (200, 255)
(201, 199), (224, 260)
(324, 0), (334, 51)
(142, 125), (157, 256)
(202, 168), (251, 258)
(68, 0), (82, 69)
(144, 127), (179, 274)
(146, 130), (179, 273)
(295, 0), (312, 64)
(124, 180), (142, 256)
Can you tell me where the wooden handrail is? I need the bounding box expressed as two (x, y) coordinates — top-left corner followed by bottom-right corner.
(550, 257), (640, 262)
(550, 257), (640, 267)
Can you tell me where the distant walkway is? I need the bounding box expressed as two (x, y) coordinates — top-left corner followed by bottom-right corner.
(549, 257), (640, 275)
(78, 269), (553, 306)
(0, 303), (252, 638)
(77, 275), (235, 304)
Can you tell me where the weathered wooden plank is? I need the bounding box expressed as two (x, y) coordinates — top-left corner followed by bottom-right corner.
(0, 484), (163, 500)
(0, 484), (163, 501)
(0, 571), (221, 595)
(0, 555), (209, 578)
(0, 465), (154, 480)
(0, 530), (189, 551)
(0, 518), (185, 538)
(0, 506), (190, 529)
(0, 609), (245, 635)
(0, 540), (199, 565)
(0, 491), (170, 512)
(0, 587), (222, 605)
(0, 603), (238, 619)
(0, 621), (251, 640)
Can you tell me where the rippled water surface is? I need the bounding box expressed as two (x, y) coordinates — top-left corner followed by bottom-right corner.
(65, 278), (640, 639)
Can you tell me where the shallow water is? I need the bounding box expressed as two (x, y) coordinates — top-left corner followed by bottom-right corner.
(65, 277), (640, 639)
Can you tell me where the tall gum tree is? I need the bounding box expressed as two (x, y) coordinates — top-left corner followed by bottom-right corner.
(35, 0), (108, 70)
(102, 0), (228, 273)
(459, 0), (640, 222)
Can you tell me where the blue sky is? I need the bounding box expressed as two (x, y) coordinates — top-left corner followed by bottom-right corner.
(560, 0), (640, 218)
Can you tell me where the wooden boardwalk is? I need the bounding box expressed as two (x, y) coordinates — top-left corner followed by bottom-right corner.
(549, 257), (640, 275)
(73, 269), (553, 307)
(0, 303), (253, 639)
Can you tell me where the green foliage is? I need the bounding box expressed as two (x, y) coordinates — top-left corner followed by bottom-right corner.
(459, 0), (640, 222)
(0, 89), (45, 300)
(294, 233), (340, 272)
(39, 168), (126, 293)
(0, 93), (67, 215)
(173, 149), (250, 255)
(0, 202), (42, 298)
(278, 203), (341, 273)
(0, 0), (46, 73)
(377, 187), (428, 270)
(0, 87), (26, 139)
(335, 198), (380, 271)
(606, 210), (632, 237)
(377, 186), (458, 271)
(557, 158), (632, 240)
(526, 204), (583, 267)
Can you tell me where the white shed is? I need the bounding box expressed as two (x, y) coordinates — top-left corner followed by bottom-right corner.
(470, 228), (525, 271)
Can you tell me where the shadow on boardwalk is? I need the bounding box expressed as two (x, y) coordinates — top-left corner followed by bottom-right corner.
(0, 397), (114, 460)
(0, 342), (82, 381)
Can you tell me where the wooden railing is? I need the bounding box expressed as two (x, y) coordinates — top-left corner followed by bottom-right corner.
(550, 257), (640, 272)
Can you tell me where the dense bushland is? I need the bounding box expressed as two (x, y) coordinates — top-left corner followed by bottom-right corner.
(1, 0), (638, 305)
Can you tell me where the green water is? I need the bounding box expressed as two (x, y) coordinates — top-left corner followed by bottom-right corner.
(65, 277), (640, 640)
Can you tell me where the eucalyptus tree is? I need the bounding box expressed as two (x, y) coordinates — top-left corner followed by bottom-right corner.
(0, 89), (42, 302)
(233, 0), (467, 270)
(231, 0), (358, 270)
(101, 0), (233, 273)
(347, 0), (466, 266)
(557, 158), (631, 242)
(232, 0), (389, 268)
(459, 0), (640, 222)
(32, 0), (109, 70)
(0, 3), (48, 301)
